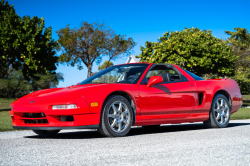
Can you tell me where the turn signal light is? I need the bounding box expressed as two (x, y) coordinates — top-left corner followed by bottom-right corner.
(91, 102), (98, 107)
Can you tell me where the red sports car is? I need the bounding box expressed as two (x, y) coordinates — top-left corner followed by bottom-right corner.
(9, 63), (242, 137)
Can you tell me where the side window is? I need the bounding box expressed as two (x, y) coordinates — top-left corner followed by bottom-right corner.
(169, 69), (181, 82)
(146, 69), (168, 80)
(145, 65), (182, 83)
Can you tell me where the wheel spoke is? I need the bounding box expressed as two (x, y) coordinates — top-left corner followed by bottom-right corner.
(220, 115), (224, 123)
(122, 118), (128, 124)
(216, 114), (220, 120)
(220, 99), (224, 107)
(112, 104), (118, 114)
(214, 109), (220, 113)
(108, 114), (116, 119)
(118, 102), (123, 112)
(122, 110), (128, 116)
(118, 122), (122, 131)
(216, 101), (220, 109)
(111, 119), (117, 127)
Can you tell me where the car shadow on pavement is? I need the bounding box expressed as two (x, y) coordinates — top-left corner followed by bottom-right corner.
(24, 122), (250, 139)
(24, 130), (103, 139)
(127, 122), (250, 137)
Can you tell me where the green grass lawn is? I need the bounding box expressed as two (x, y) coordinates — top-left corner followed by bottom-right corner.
(0, 98), (19, 131)
(0, 111), (14, 131)
(242, 95), (250, 107)
(230, 108), (250, 120)
(0, 96), (250, 131)
(242, 95), (250, 100)
(0, 98), (17, 111)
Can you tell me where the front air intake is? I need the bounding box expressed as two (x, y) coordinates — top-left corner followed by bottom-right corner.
(24, 119), (48, 124)
(23, 112), (46, 118)
(59, 116), (74, 122)
(20, 112), (48, 124)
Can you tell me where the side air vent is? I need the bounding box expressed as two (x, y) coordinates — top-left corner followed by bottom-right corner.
(199, 93), (204, 106)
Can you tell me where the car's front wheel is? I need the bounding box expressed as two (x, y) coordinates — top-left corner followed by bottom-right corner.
(98, 95), (133, 137)
(203, 94), (231, 128)
(32, 130), (60, 137)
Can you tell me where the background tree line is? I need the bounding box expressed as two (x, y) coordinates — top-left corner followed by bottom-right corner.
(0, 0), (135, 98)
(0, 0), (60, 98)
(137, 27), (250, 94)
(1, 0), (249, 98)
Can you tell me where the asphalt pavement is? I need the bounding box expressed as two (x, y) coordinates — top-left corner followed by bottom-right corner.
(1, 119), (250, 166)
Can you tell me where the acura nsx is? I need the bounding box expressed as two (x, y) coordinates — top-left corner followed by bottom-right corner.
(9, 63), (242, 137)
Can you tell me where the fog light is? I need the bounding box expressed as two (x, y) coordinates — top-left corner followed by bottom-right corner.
(52, 104), (77, 110)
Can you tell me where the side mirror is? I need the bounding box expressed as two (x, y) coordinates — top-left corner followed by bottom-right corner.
(147, 76), (163, 87)
(76, 82), (80, 85)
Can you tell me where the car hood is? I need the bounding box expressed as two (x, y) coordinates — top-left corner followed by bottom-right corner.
(11, 84), (107, 106)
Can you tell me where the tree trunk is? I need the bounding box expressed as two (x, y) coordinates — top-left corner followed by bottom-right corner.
(87, 64), (92, 78)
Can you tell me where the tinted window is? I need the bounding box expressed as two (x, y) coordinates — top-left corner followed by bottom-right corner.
(146, 65), (182, 82)
(79, 64), (149, 85)
(183, 69), (204, 81)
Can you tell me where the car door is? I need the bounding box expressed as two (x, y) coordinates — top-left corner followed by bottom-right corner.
(139, 64), (197, 120)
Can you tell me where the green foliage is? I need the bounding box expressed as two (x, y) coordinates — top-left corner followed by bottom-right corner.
(225, 28), (250, 94)
(57, 21), (135, 78)
(0, 0), (58, 80)
(105, 34), (136, 63)
(137, 27), (236, 77)
(98, 60), (114, 71)
(0, 67), (63, 98)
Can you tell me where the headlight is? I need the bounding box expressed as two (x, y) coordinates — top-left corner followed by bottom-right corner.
(52, 104), (77, 110)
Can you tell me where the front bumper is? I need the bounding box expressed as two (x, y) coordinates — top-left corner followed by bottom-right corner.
(9, 110), (100, 129)
(9, 95), (101, 129)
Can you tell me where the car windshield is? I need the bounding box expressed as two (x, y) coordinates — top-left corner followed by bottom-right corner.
(79, 64), (149, 85)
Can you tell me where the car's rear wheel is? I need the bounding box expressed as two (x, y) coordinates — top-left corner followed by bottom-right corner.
(98, 95), (133, 137)
(203, 94), (231, 128)
(32, 130), (60, 137)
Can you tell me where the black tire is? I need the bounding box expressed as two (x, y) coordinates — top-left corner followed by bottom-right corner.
(98, 95), (133, 137)
(203, 94), (231, 128)
(32, 130), (60, 137)
(142, 125), (160, 129)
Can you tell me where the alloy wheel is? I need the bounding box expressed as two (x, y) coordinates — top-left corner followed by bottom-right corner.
(107, 101), (131, 133)
(213, 98), (230, 125)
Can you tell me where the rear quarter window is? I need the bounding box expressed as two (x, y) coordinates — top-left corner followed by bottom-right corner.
(183, 69), (204, 81)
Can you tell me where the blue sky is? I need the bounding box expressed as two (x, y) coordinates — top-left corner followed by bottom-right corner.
(7, 0), (250, 87)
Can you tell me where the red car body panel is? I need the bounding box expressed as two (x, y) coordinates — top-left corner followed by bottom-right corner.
(9, 63), (242, 129)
